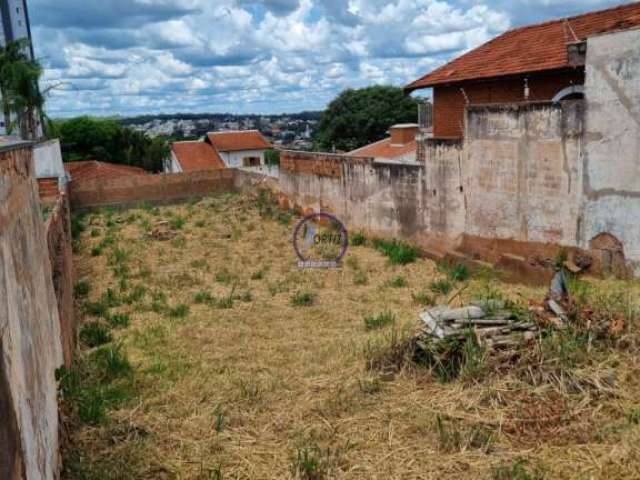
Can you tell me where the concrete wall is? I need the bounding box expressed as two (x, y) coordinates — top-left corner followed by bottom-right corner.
(33, 140), (65, 181)
(0, 143), (63, 480)
(581, 28), (640, 273)
(45, 192), (75, 367)
(464, 102), (584, 246)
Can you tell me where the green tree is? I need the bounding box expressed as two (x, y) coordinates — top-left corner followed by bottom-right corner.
(0, 39), (44, 139)
(56, 116), (169, 173)
(315, 85), (418, 152)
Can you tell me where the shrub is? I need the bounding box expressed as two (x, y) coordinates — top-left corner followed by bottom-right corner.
(90, 228), (101, 238)
(74, 280), (91, 298)
(169, 216), (186, 230)
(429, 279), (453, 295)
(364, 311), (396, 330)
(108, 313), (131, 329)
(90, 245), (103, 257)
(291, 291), (316, 307)
(251, 269), (265, 280)
(84, 300), (110, 318)
(373, 239), (419, 265)
(388, 276), (407, 288)
(412, 291), (435, 306)
(350, 232), (367, 246)
(90, 344), (132, 381)
(80, 322), (112, 348)
(194, 291), (214, 304)
(167, 304), (190, 319)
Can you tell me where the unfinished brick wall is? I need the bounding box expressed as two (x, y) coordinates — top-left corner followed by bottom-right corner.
(280, 151), (347, 178)
(433, 70), (584, 138)
(38, 178), (59, 203)
(0, 143), (64, 480)
(69, 169), (235, 210)
(45, 192), (75, 367)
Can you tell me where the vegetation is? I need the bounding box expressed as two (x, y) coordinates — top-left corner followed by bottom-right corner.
(0, 39), (46, 140)
(264, 148), (280, 166)
(64, 194), (640, 479)
(315, 85), (418, 152)
(53, 116), (170, 172)
(373, 238), (419, 265)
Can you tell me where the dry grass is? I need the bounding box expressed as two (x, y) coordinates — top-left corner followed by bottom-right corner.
(64, 193), (640, 480)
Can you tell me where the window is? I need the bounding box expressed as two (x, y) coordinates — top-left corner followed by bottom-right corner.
(243, 157), (261, 167)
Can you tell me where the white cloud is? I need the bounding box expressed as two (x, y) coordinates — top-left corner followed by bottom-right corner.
(29, 0), (621, 116)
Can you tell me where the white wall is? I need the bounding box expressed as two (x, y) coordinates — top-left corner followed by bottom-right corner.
(33, 139), (65, 180)
(219, 149), (265, 168)
(167, 151), (183, 173)
(581, 28), (640, 271)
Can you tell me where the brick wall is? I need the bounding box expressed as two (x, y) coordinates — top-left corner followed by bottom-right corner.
(433, 69), (584, 138)
(280, 150), (349, 178)
(45, 192), (75, 367)
(38, 177), (59, 203)
(69, 169), (235, 210)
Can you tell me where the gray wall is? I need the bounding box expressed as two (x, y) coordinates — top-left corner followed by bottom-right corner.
(581, 28), (640, 273)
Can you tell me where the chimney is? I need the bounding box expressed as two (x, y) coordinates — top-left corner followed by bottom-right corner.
(389, 124), (419, 146)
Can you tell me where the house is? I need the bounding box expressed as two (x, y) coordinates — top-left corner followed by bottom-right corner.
(347, 124), (422, 163)
(169, 140), (225, 173)
(405, 2), (640, 139)
(205, 130), (271, 168)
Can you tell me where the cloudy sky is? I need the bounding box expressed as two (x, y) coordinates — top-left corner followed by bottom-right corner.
(29, 0), (624, 117)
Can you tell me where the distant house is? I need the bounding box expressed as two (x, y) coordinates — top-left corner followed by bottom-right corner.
(405, 2), (640, 139)
(347, 124), (422, 163)
(169, 141), (225, 173)
(205, 130), (271, 168)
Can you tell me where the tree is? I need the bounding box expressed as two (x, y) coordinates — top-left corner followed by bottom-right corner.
(315, 85), (418, 152)
(56, 116), (170, 173)
(0, 39), (44, 138)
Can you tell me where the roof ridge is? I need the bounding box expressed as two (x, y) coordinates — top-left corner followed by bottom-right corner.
(208, 129), (261, 135)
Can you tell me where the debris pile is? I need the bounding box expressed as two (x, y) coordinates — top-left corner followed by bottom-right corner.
(419, 302), (540, 349)
(148, 221), (177, 241)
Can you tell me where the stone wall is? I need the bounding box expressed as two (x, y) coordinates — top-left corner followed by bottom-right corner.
(45, 192), (75, 367)
(581, 28), (640, 274)
(69, 169), (235, 210)
(0, 143), (63, 480)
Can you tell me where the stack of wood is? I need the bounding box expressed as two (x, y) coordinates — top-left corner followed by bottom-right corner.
(419, 302), (539, 349)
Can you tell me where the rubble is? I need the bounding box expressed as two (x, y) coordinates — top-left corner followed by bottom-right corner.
(418, 301), (539, 349)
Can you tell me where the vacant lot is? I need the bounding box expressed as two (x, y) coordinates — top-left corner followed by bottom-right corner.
(63, 192), (640, 480)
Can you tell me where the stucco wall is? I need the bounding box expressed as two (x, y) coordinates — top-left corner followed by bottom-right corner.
(0, 144), (63, 480)
(464, 102), (583, 246)
(581, 28), (640, 273)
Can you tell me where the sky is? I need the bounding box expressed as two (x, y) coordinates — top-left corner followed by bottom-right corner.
(29, 0), (626, 117)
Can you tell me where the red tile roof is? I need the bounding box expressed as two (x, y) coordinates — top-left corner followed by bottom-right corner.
(347, 138), (417, 160)
(206, 130), (271, 152)
(65, 161), (149, 182)
(406, 2), (640, 90)
(172, 141), (225, 172)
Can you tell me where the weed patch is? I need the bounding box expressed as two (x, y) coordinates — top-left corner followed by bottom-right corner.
(373, 238), (419, 265)
(364, 311), (396, 330)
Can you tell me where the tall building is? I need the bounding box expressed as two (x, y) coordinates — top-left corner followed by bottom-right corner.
(0, 0), (35, 135)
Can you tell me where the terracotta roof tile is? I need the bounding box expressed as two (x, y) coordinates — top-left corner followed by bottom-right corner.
(347, 138), (417, 160)
(206, 130), (271, 152)
(65, 161), (149, 182)
(172, 141), (225, 172)
(406, 2), (640, 90)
